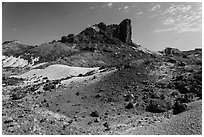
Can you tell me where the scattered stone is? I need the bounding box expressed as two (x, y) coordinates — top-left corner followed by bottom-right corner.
(94, 118), (100, 123)
(160, 94), (166, 100)
(43, 83), (55, 90)
(87, 121), (92, 125)
(98, 89), (105, 93)
(62, 125), (67, 130)
(4, 119), (13, 124)
(42, 99), (47, 103)
(90, 111), (100, 117)
(76, 92), (79, 96)
(178, 61), (185, 66)
(103, 122), (109, 128)
(124, 94), (134, 102)
(57, 109), (60, 112)
(166, 57), (177, 63)
(150, 92), (160, 99)
(68, 119), (73, 125)
(105, 128), (111, 131)
(95, 93), (101, 98)
(40, 119), (45, 123)
(125, 102), (134, 109)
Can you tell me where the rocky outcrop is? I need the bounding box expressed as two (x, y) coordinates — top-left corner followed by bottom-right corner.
(162, 47), (182, 56)
(60, 19), (132, 45)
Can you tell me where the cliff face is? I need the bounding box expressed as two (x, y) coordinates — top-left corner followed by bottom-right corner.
(113, 19), (132, 44)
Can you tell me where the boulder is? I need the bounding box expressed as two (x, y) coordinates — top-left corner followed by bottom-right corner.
(173, 100), (187, 114)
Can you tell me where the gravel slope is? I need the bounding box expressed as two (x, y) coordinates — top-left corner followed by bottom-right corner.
(124, 100), (202, 135)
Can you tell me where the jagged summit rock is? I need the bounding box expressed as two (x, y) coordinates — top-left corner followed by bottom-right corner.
(59, 18), (132, 45)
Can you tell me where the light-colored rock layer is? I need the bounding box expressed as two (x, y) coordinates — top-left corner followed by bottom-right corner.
(17, 64), (99, 80)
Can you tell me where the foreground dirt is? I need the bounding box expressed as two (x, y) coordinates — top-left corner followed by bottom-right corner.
(2, 54), (202, 135)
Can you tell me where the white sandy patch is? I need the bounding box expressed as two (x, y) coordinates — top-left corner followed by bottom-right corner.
(17, 64), (100, 80)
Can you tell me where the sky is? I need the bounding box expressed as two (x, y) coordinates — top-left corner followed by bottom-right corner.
(2, 2), (202, 51)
